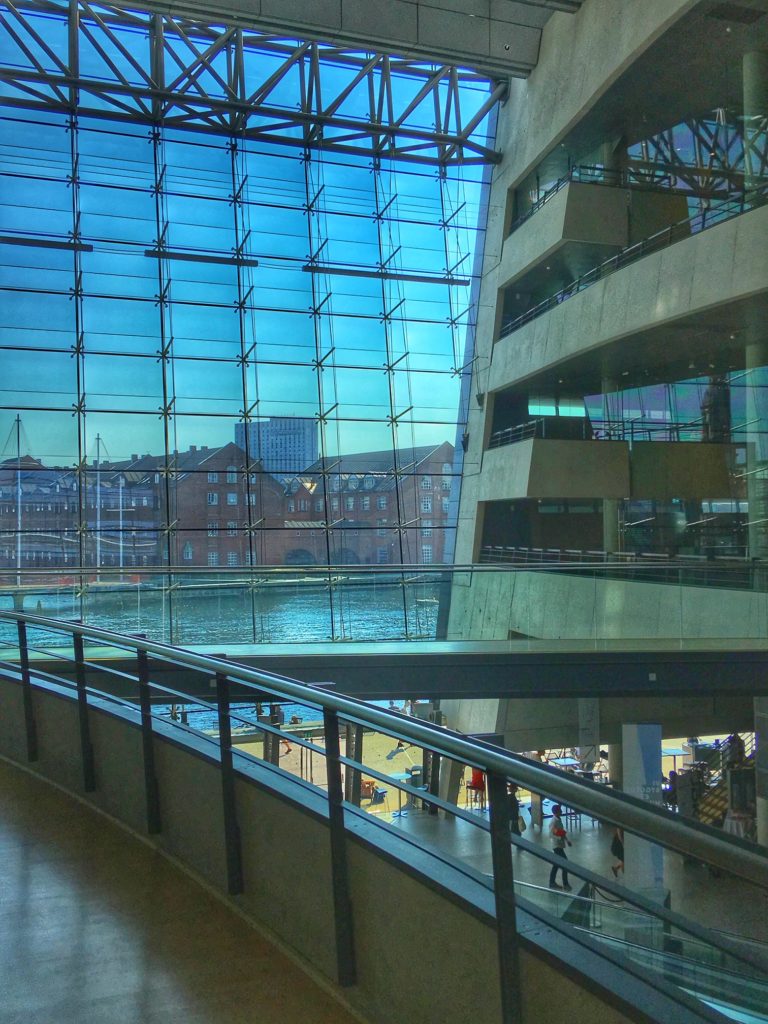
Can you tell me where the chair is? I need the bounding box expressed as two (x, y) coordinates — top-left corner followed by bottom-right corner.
(361, 779), (376, 801)
(466, 768), (486, 810)
(370, 787), (390, 811)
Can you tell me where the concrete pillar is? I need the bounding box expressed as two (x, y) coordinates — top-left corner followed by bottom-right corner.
(577, 698), (600, 769)
(602, 377), (621, 553)
(756, 698), (768, 847)
(607, 742), (622, 788)
(743, 51), (768, 190)
(622, 723), (666, 903)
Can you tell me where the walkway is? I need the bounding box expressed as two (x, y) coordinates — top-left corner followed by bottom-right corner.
(0, 759), (361, 1024)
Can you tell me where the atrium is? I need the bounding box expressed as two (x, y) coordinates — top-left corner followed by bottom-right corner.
(1, 2), (768, 1023)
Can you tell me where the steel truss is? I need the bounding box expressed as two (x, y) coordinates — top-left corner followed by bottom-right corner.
(629, 111), (768, 196)
(0, 0), (504, 164)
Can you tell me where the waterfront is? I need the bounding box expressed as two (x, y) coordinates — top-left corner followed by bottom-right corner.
(0, 577), (442, 647)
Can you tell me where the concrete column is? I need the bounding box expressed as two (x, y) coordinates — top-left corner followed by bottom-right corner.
(622, 723), (666, 903)
(756, 698), (768, 847)
(743, 51), (768, 190)
(577, 698), (600, 769)
(607, 742), (622, 788)
(602, 377), (621, 553)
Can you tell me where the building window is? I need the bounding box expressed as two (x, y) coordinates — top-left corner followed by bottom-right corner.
(287, 498), (295, 512)
(421, 544), (433, 564)
(421, 477), (432, 490)
(299, 499), (309, 512)
(361, 495), (370, 510)
(345, 496), (354, 511)
(227, 551), (238, 566)
(441, 498), (449, 514)
(331, 497), (339, 512)
(208, 551), (219, 566)
(207, 472), (218, 483)
(207, 492), (218, 505)
(314, 498), (324, 512)
(377, 546), (389, 564)
(376, 496), (387, 510)
(227, 493), (237, 505)
(421, 496), (432, 513)
(226, 465), (237, 483)
(182, 542), (193, 561)
(441, 478), (451, 491)
(377, 517), (387, 536)
(227, 521), (238, 536)
(422, 520), (432, 537)
(207, 521), (219, 537)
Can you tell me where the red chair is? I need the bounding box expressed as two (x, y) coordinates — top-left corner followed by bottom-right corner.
(466, 768), (486, 810)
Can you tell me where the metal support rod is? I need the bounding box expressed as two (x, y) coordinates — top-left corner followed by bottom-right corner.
(428, 750), (440, 815)
(216, 673), (244, 895)
(323, 709), (357, 987)
(344, 722), (363, 805)
(72, 631), (95, 792)
(16, 619), (38, 762)
(487, 771), (522, 1024)
(137, 648), (161, 834)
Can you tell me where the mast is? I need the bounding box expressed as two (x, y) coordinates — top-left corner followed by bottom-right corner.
(95, 433), (102, 572)
(15, 415), (21, 586)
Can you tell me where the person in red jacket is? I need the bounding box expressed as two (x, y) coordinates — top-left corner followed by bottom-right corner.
(548, 804), (572, 890)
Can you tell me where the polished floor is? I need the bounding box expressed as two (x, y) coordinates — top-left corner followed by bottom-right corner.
(0, 759), (361, 1024)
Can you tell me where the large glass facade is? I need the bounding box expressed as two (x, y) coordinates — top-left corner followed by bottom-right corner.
(0, 2), (496, 596)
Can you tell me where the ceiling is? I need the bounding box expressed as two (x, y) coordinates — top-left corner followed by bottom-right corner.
(123, 0), (582, 78)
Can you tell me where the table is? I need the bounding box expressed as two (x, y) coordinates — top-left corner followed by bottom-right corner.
(549, 756), (580, 769)
(662, 747), (687, 773)
(723, 811), (753, 839)
(391, 772), (411, 817)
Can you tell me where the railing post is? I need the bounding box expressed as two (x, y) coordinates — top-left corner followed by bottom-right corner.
(216, 672), (244, 895)
(487, 771), (522, 1024)
(73, 631), (96, 792)
(323, 708), (357, 988)
(137, 647), (161, 834)
(344, 722), (363, 805)
(17, 620), (38, 762)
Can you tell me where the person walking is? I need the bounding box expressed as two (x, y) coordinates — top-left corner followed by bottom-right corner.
(549, 804), (572, 890)
(610, 826), (624, 878)
(508, 782), (521, 836)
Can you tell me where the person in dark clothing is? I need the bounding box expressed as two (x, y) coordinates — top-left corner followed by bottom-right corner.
(610, 826), (624, 877)
(508, 782), (521, 836)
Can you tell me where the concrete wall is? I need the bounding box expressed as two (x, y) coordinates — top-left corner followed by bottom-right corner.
(447, 568), (768, 643)
(0, 671), (644, 1024)
(495, 0), (698, 191)
(490, 203), (768, 390)
(479, 439), (630, 501)
(499, 182), (629, 288)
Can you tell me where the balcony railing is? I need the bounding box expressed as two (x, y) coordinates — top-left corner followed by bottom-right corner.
(508, 163), (705, 235)
(1, 609), (767, 1024)
(499, 184), (768, 340)
(487, 418), (716, 449)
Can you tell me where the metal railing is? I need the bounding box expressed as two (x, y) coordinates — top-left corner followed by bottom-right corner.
(499, 184), (768, 340)
(1, 609), (767, 1024)
(508, 164), (704, 235)
(487, 418), (717, 450)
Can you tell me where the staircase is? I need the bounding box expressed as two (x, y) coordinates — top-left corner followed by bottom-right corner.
(694, 732), (755, 829)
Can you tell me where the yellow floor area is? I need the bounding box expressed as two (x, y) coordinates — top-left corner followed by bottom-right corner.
(0, 758), (362, 1024)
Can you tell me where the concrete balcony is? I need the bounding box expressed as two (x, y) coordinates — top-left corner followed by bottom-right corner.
(479, 438), (739, 502)
(490, 203), (768, 391)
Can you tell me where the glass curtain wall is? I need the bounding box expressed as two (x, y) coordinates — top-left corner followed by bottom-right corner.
(0, 2), (494, 642)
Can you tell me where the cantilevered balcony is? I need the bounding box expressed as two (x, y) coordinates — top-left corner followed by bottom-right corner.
(490, 198), (768, 392)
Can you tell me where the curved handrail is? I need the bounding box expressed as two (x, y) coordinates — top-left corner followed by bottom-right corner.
(2, 608), (767, 895)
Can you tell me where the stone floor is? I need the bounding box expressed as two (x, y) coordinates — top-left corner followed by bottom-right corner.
(0, 758), (361, 1024)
